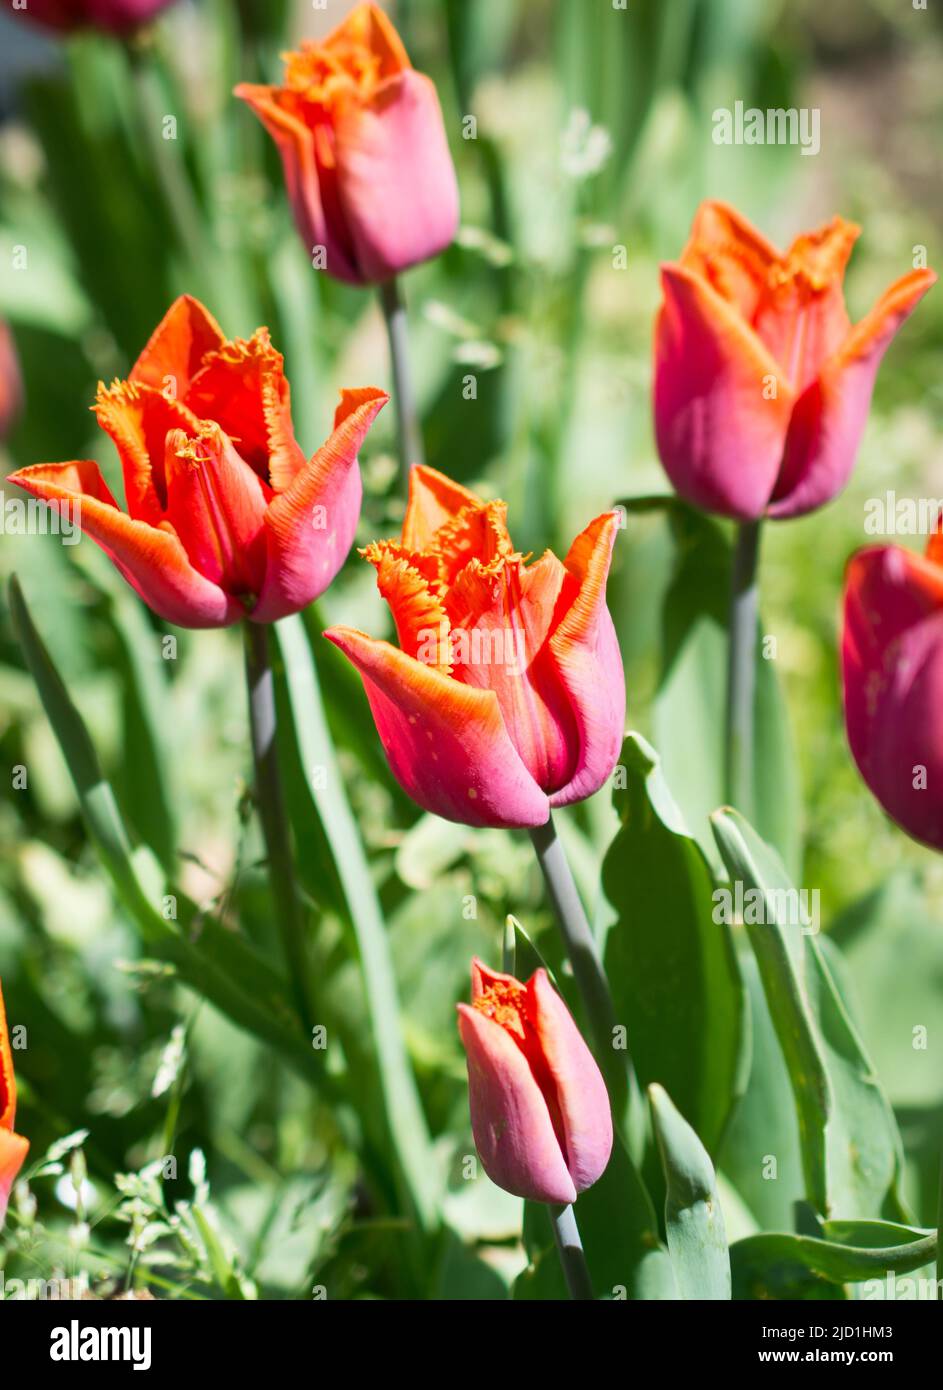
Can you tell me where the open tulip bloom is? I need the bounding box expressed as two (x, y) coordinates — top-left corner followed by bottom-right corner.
(457, 959), (612, 1206)
(8, 296), (387, 628)
(324, 464), (626, 829)
(235, 2), (459, 288)
(654, 200), (936, 521)
(843, 526), (943, 851)
(0, 981), (28, 1227)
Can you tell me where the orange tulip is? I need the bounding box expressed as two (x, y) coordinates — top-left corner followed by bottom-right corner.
(0, 980), (28, 1227)
(325, 464), (625, 828)
(654, 201), (936, 520)
(235, 3), (459, 286)
(8, 296), (387, 628)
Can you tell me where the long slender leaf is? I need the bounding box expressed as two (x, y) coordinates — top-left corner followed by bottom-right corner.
(649, 1083), (731, 1299)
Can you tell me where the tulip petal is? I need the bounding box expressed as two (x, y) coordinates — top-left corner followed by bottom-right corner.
(548, 513), (626, 806)
(768, 268), (937, 519)
(333, 70), (459, 284)
(8, 461), (240, 628)
(129, 293), (225, 398)
(252, 387), (386, 622)
(457, 1002), (577, 1205)
(363, 540), (451, 672)
(323, 626), (550, 828)
(680, 199), (780, 320)
(0, 978), (17, 1132)
(327, 1), (411, 75)
(843, 543), (943, 849)
(654, 263), (795, 520)
(185, 329), (307, 491)
(402, 462), (480, 552)
(529, 970), (613, 1194)
(95, 378), (204, 525)
(234, 84), (362, 285)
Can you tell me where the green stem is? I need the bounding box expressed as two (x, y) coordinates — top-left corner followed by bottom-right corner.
(548, 1203), (594, 1300)
(724, 520), (762, 815)
(529, 813), (628, 1122)
(937, 1149), (943, 1299)
(379, 276), (425, 482)
(243, 621), (315, 1038)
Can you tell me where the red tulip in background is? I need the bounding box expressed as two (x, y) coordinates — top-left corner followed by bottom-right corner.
(0, 321), (23, 442)
(20, 0), (177, 33)
(457, 959), (612, 1205)
(7, 296), (387, 628)
(235, 2), (459, 287)
(842, 526), (943, 851)
(654, 200), (936, 521)
(0, 980), (28, 1227)
(325, 464), (626, 829)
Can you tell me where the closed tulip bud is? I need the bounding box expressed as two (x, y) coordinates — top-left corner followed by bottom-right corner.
(324, 464), (626, 828)
(20, 0), (178, 33)
(654, 200), (935, 521)
(0, 981), (29, 1227)
(457, 959), (612, 1205)
(843, 526), (943, 850)
(235, 2), (459, 287)
(8, 295), (387, 628)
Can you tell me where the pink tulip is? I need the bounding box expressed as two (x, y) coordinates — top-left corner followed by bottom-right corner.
(8, 296), (387, 629)
(235, 2), (459, 287)
(654, 200), (936, 521)
(843, 528), (943, 850)
(0, 322), (22, 443)
(325, 464), (626, 829)
(457, 959), (612, 1205)
(20, 0), (177, 33)
(0, 980), (28, 1227)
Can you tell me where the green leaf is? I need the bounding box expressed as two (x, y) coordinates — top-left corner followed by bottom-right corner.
(649, 1083), (730, 1299)
(731, 1222), (935, 1299)
(623, 499), (801, 878)
(711, 809), (905, 1221)
(275, 614), (439, 1231)
(602, 733), (746, 1157)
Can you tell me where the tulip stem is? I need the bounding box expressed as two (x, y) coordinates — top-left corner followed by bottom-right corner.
(379, 276), (425, 481)
(549, 1203), (595, 1300)
(243, 621), (315, 1038)
(937, 1148), (943, 1299)
(724, 519), (762, 816)
(529, 814), (627, 1120)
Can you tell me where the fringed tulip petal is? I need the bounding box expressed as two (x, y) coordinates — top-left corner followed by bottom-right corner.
(457, 1003), (577, 1205)
(549, 513), (626, 806)
(253, 387), (387, 622)
(95, 378), (204, 525)
(323, 627), (551, 828)
(8, 462), (240, 628)
(843, 542), (943, 849)
(768, 268), (937, 519)
(401, 463), (480, 552)
(654, 263), (795, 521)
(130, 293), (226, 398)
(530, 970), (613, 1193)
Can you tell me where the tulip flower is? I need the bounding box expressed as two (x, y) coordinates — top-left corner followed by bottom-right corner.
(234, 2), (459, 287)
(842, 527), (943, 851)
(324, 464), (625, 828)
(7, 295), (387, 628)
(20, 0), (177, 33)
(457, 959), (612, 1205)
(0, 980), (29, 1227)
(654, 200), (936, 521)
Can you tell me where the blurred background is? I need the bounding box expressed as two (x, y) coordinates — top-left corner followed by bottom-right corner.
(0, 0), (941, 1298)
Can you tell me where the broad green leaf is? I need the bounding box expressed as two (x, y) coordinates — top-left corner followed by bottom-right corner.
(602, 733), (745, 1157)
(711, 809), (905, 1221)
(620, 498), (801, 878)
(275, 614), (439, 1231)
(731, 1222), (935, 1299)
(649, 1083), (730, 1299)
